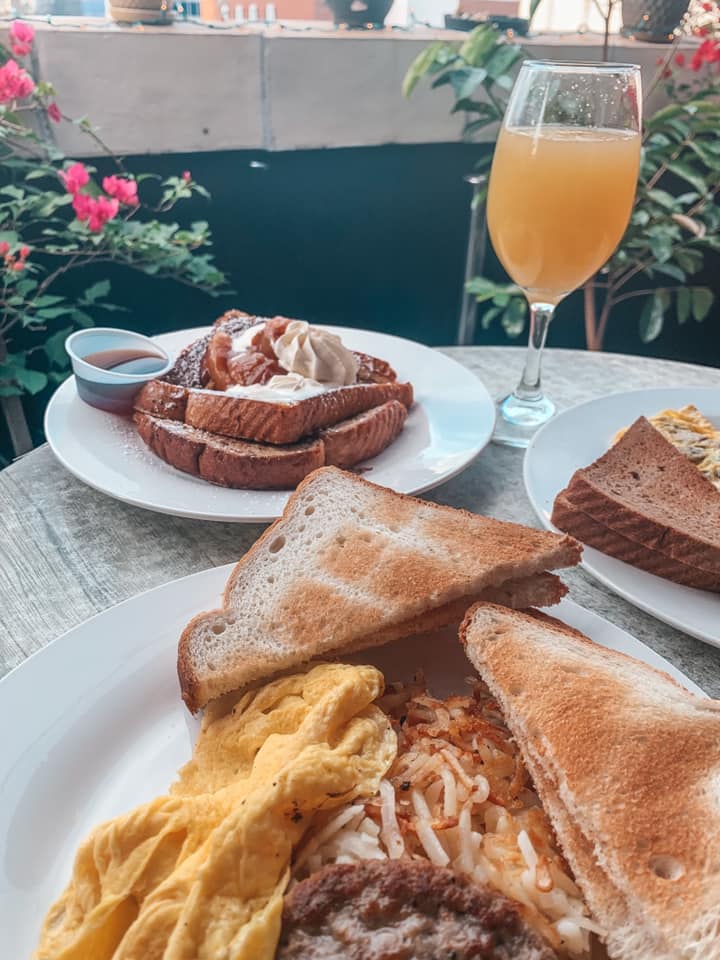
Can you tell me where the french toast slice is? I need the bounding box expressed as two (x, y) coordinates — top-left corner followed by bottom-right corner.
(134, 311), (414, 445)
(134, 400), (408, 490)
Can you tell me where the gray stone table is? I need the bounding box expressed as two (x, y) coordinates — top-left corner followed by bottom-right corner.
(1, 347), (719, 692)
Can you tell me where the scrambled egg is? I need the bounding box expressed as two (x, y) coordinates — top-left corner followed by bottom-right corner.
(35, 663), (396, 960)
(616, 405), (720, 491)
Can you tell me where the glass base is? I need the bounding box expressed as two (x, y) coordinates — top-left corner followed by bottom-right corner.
(492, 393), (556, 448)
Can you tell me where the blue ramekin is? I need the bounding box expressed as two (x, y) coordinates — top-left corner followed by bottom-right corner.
(65, 327), (173, 414)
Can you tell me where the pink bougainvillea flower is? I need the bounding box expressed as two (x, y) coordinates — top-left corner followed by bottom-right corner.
(102, 175), (138, 206)
(675, 52), (686, 67)
(182, 170), (192, 182)
(71, 192), (93, 221)
(9, 20), (34, 57)
(72, 192), (119, 232)
(0, 241), (10, 257)
(63, 162), (90, 195)
(12, 260), (25, 271)
(47, 102), (62, 123)
(87, 196), (119, 232)
(0, 59), (35, 103)
(691, 38), (720, 71)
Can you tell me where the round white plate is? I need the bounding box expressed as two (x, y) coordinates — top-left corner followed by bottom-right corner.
(524, 387), (720, 647)
(44, 326), (494, 522)
(0, 563), (704, 958)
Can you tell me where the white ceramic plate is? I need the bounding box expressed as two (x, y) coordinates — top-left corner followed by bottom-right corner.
(524, 387), (720, 647)
(44, 326), (494, 522)
(0, 562), (704, 957)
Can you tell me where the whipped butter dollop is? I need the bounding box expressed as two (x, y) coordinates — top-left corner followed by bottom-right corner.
(273, 320), (358, 385)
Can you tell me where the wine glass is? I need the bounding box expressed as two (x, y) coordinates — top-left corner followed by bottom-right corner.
(487, 61), (642, 447)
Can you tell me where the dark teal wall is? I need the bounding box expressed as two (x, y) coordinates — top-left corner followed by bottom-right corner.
(3, 141), (718, 461)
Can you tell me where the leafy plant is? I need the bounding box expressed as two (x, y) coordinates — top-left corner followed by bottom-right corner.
(404, 10), (720, 350)
(0, 21), (229, 413)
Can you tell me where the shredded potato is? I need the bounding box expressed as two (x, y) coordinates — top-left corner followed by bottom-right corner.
(292, 675), (603, 957)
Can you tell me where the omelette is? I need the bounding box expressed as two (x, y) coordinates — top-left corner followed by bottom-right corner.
(615, 404), (720, 490)
(35, 663), (396, 960)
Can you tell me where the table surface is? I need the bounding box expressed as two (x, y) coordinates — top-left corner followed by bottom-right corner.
(2, 346), (719, 694)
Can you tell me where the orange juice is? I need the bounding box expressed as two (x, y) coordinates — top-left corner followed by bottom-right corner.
(487, 125), (640, 303)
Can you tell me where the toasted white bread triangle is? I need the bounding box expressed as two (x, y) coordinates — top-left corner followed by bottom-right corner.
(178, 467), (581, 711)
(461, 603), (720, 960)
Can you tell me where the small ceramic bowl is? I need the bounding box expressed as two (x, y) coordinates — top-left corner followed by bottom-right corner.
(66, 327), (173, 414)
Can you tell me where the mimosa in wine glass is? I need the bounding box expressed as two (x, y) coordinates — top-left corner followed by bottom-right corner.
(487, 61), (642, 446)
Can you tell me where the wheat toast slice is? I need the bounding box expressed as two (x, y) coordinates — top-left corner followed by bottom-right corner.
(178, 467), (581, 711)
(461, 602), (720, 960)
(134, 400), (408, 490)
(134, 311), (414, 445)
(558, 417), (720, 575)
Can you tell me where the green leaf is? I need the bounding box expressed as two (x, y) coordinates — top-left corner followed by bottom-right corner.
(458, 25), (499, 67)
(667, 161), (708, 196)
(645, 188), (679, 211)
(449, 67), (488, 100)
(81, 279), (111, 304)
(676, 287), (691, 325)
(71, 309), (95, 327)
(466, 277), (523, 303)
(649, 235), (673, 264)
(480, 305), (502, 330)
(674, 247), (703, 274)
(463, 118), (497, 137)
(12, 366), (48, 395)
(653, 262), (685, 282)
(501, 297), (526, 338)
(25, 168), (52, 181)
(403, 42), (454, 97)
(639, 291), (668, 343)
(36, 306), (75, 320)
(484, 43), (523, 82)
(33, 294), (67, 308)
(43, 326), (74, 368)
(691, 287), (713, 321)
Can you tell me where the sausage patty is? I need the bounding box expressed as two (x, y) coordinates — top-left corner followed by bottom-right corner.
(277, 859), (558, 960)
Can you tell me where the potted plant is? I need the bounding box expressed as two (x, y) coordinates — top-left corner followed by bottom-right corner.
(108, 0), (172, 24)
(0, 21), (228, 457)
(325, 0), (393, 28)
(404, 15), (719, 350)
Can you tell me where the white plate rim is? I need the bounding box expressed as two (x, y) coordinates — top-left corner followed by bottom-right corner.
(43, 326), (496, 523)
(523, 386), (720, 646)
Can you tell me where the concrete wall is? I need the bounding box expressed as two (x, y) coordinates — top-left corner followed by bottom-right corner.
(27, 23), (688, 157)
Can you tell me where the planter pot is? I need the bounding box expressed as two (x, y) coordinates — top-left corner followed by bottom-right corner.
(621, 0), (690, 42)
(109, 0), (172, 23)
(326, 0), (392, 28)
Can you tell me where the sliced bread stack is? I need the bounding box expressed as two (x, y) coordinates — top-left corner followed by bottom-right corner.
(551, 416), (720, 592)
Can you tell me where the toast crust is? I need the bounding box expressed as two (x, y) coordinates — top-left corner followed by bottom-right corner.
(461, 602), (720, 960)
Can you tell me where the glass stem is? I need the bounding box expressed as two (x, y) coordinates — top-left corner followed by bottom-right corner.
(514, 302), (554, 402)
